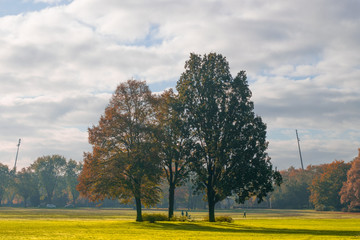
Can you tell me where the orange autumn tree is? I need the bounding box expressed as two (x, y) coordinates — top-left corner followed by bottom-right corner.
(77, 80), (162, 222)
(340, 149), (360, 211)
(309, 160), (350, 210)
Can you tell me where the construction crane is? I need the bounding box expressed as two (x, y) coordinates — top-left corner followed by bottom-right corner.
(13, 138), (21, 171)
(295, 130), (304, 170)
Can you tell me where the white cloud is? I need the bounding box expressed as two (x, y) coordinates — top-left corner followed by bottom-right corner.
(0, 0), (359, 169)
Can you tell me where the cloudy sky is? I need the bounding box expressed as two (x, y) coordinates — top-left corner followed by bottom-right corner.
(0, 0), (359, 170)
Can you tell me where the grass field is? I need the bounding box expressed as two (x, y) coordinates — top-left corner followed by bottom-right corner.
(0, 208), (359, 239)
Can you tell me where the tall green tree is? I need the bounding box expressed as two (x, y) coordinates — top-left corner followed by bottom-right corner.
(15, 167), (40, 207)
(31, 155), (67, 204)
(5, 170), (16, 206)
(77, 80), (163, 222)
(0, 163), (10, 205)
(176, 53), (281, 221)
(154, 89), (191, 219)
(65, 159), (82, 205)
(340, 149), (360, 211)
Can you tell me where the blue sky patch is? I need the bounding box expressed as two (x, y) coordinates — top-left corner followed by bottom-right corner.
(0, 0), (72, 17)
(127, 24), (164, 48)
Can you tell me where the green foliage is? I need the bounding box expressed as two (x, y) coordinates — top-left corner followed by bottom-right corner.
(142, 213), (168, 223)
(203, 215), (233, 222)
(154, 89), (191, 218)
(215, 216), (233, 223)
(169, 215), (192, 222)
(0, 163), (10, 205)
(314, 204), (328, 211)
(31, 155), (67, 204)
(15, 167), (40, 207)
(2, 156), (81, 207)
(176, 52), (281, 221)
(65, 159), (82, 205)
(270, 166), (316, 209)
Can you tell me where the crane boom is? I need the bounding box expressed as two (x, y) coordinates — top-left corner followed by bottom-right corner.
(14, 138), (21, 171)
(296, 130), (304, 170)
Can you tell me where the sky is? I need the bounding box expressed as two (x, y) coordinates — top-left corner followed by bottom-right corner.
(0, 0), (359, 170)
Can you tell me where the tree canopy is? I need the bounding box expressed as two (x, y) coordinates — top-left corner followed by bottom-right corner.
(65, 159), (82, 206)
(176, 52), (281, 221)
(270, 166), (316, 209)
(154, 89), (191, 218)
(0, 163), (10, 205)
(0, 156), (82, 207)
(31, 155), (67, 204)
(15, 167), (39, 207)
(77, 79), (163, 221)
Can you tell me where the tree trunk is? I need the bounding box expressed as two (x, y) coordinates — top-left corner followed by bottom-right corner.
(135, 197), (143, 222)
(207, 187), (216, 222)
(168, 183), (175, 219)
(47, 192), (52, 204)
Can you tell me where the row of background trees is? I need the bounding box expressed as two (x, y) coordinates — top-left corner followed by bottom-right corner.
(0, 155), (82, 208)
(0, 154), (207, 209)
(0, 151), (359, 212)
(270, 150), (360, 212)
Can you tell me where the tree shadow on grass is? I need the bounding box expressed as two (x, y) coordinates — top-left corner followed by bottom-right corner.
(131, 222), (359, 237)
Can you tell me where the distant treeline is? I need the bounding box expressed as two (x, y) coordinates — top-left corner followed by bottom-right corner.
(270, 154), (359, 212)
(0, 149), (359, 211)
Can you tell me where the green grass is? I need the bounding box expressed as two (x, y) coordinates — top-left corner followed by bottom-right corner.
(0, 208), (359, 239)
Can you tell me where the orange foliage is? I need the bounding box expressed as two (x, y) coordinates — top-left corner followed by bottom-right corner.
(309, 160), (351, 210)
(340, 149), (360, 210)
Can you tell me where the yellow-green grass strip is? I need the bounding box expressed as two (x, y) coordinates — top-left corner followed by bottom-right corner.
(0, 208), (359, 240)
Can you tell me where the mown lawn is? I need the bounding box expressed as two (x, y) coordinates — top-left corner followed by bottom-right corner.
(0, 208), (359, 240)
